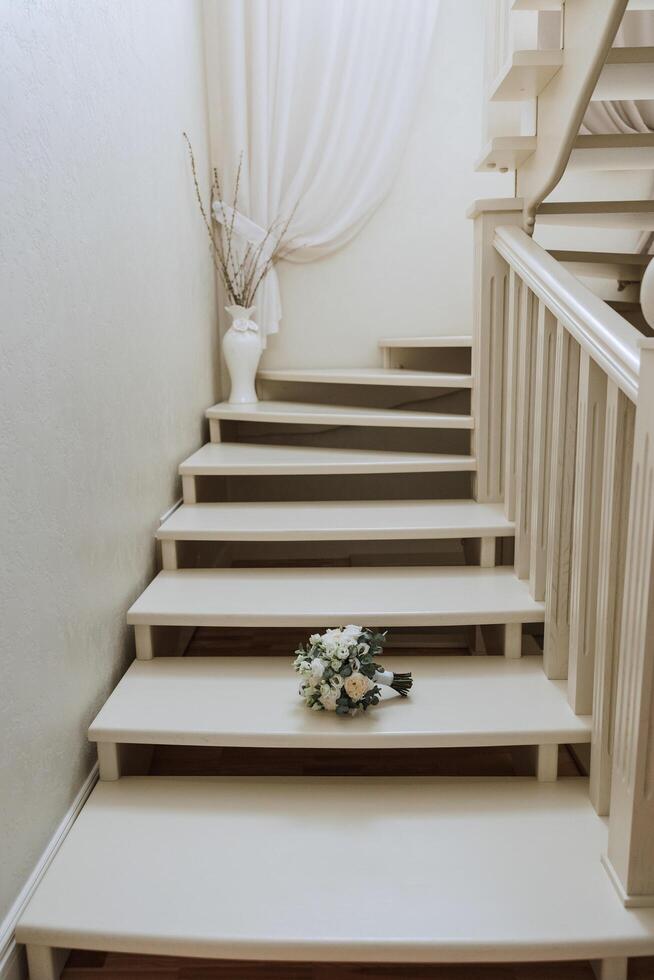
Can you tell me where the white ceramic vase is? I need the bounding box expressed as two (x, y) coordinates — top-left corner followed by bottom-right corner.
(222, 305), (261, 404)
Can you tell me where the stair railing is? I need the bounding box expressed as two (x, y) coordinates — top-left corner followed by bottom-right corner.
(510, 0), (628, 232)
(471, 199), (654, 908)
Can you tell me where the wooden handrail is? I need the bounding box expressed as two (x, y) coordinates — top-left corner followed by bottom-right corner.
(518, 0), (629, 232)
(494, 225), (641, 402)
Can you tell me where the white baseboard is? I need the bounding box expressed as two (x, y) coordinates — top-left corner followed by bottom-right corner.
(0, 763), (99, 980)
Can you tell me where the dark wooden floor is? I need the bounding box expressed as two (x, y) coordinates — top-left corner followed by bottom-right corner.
(62, 627), (654, 979)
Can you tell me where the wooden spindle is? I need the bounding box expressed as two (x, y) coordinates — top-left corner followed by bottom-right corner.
(503, 268), (522, 522)
(529, 303), (556, 600)
(590, 383), (634, 816)
(513, 289), (538, 579)
(544, 326), (580, 680)
(568, 351), (607, 715)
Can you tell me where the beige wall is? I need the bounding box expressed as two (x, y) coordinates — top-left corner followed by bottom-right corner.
(263, 0), (513, 370)
(0, 0), (218, 925)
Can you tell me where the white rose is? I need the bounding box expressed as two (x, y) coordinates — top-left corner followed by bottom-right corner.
(309, 657), (325, 683)
(344, 672), (372, 702)
(320, 688), (338, 711)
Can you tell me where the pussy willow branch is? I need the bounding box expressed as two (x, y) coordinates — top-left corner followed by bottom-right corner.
(184, 133), (295, 308)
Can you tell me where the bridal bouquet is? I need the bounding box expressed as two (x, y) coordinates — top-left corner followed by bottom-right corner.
(294, 626), (413, 715)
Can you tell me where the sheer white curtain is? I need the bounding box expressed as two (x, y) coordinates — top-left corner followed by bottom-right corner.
(203, 0), (439, 340)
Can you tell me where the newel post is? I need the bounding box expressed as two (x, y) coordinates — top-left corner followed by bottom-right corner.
(604, 339), (654, 907)
(468, 198), (524, 502)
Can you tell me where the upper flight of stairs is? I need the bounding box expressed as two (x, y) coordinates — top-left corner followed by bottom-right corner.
(17, 333), (654, 979)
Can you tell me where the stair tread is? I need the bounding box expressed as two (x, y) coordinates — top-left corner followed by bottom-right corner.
(179, 442), (476, 476)
(490, 49), (563, 102)
(538, 200), (654, 230)
(476, 136), (536, 173)
(157, 500), (515, 542)
(17, 777), (654, 962)
(574, 133), (654, 149)
(126, 566), (544, 627)
(89, 655), (590, 748)
(378, 335), (473, 348)
(257, 367), (473, 388)
(206, 400), (474, 429)
(605, 46), (654, 65)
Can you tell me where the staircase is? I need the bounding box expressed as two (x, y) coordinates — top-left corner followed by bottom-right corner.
(14, 330), (654, 980)
(15, 2), (654, 977)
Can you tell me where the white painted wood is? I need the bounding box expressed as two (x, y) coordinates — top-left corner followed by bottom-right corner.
(513, 289), (537, 579)
(503, 269), (521, 522)
(590, 385), (635, 816)
(490, 49), (563, 101)
(568, 351), (607, 715)
(537, 743), (559, 782)
(25, 945), (67, 980)
(595, 50), (654, 102)
(96, 742), (121, 782)
(593, 957), (629, 980)
(205, 400), (474, 429)
(181, 474), (196, 504)
(126, 566), (545, 629)
(471, 202), (524, 503)
(494, 227), (641, 404)
(208, 418), (221, 443)
(606, 341), (654, 907)
(156, 500), (515, 542)
(88, 655), (591, 750)
(378, 336), (472, 349)
(529, 303), (556, 601)
(544, 327), (580, 680)
(537, 200), (654, 231)
(179, 442), (476, 477)
(134, 624), (153, 661)
(17, 778), (654, 962)
(257, 367), (472, 388)
(160, 539), (178, 571)
(480, 536), (496, 568)
(570, 140), (654, 173)
(476, 136), (536, 173)
(548, 250), (649, 282)
(504, 622), (523, 660)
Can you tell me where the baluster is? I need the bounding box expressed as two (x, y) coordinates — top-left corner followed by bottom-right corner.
(568, 351), (607, 714)
(605, 341), (654, 906)
(470, 201), (523, 502)
(529, 303), (556, 600)
(513, 289), (538, 579)
(590, 382), (634, 815)
(544, 326), (580, 680)
(503, 269), (521, 522)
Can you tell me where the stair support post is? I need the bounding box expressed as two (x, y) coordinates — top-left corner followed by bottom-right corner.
(470, 199), (524, 504)
(592, 957), (628, 980)
(543, 326), (580, 680)
(161, 539), (178, 570)
(504, 622), (522, 660)
(182, 474), (197, 503)
(25, 944), (68, 980)
(536, 743), (558, 782)
(605, 341), (654, 907)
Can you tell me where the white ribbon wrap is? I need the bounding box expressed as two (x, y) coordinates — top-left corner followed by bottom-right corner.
(373, 670), (395, 688)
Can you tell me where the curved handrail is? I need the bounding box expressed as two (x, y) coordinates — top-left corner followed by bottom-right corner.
(494, 225), (641, 402)
(523, 0), (629, 232)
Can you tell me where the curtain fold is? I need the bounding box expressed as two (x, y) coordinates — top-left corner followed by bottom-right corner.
(204, 0), (440, 340)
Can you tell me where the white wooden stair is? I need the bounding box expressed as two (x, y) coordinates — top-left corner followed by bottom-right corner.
(179, 442), (476, 483)
(257, 366), (472, 388)
(17, 778), (654, 965)
(88, 655), (590, 756)
(157, 499), (514, 543)
(537, 200), (654, 229)
(569, 133), (654, 172)
(126, 566), (544, 631)
(548, 250), (650, 281)
(205, 400), (474, 429)
(378, 335), (472, 349)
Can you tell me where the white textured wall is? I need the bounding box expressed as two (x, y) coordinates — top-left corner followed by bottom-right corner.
(0, 0), (218, 924)
(264, 0), (513, 369)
